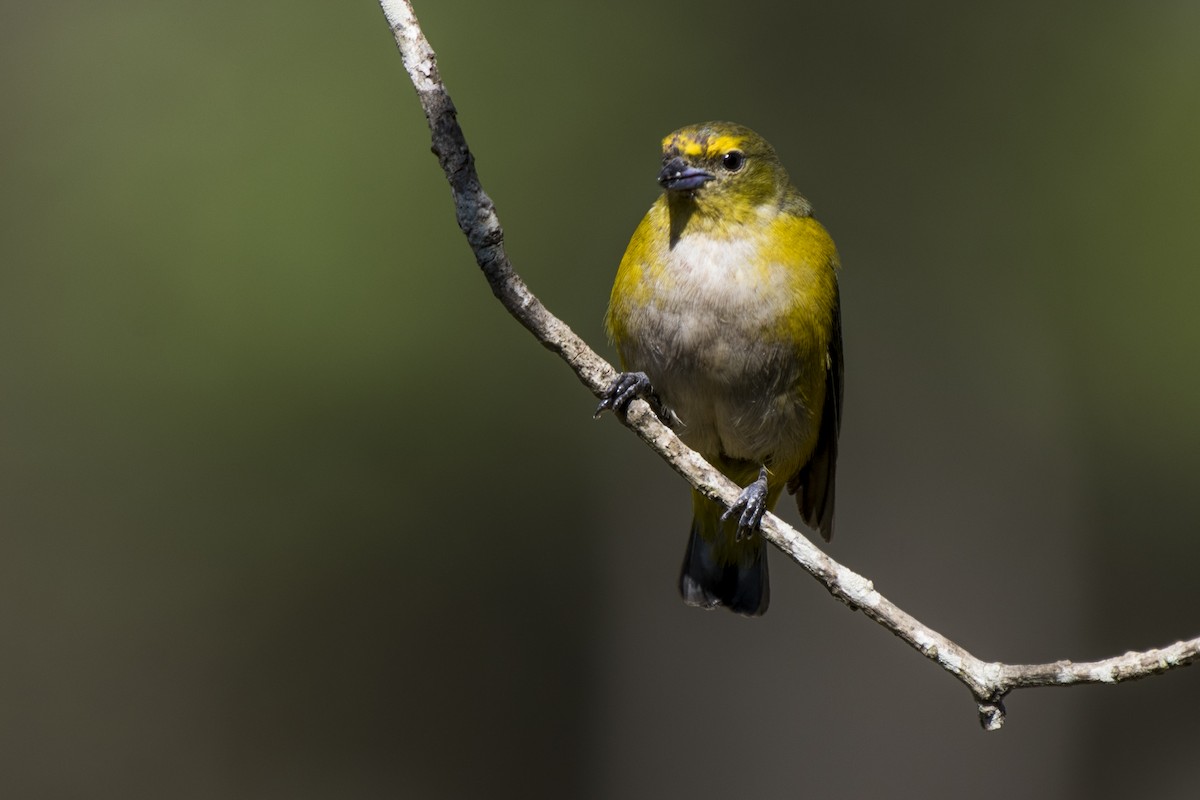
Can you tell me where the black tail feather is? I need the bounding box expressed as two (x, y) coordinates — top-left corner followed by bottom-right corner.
(678, 519), (769, 617)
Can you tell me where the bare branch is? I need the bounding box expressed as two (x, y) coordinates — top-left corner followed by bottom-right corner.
(378, 0), (1200, 730)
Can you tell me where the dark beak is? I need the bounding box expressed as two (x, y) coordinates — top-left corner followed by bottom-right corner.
(658, 157), (714, 192)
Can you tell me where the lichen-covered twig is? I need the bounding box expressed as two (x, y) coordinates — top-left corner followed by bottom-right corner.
(378, 0), (1200, 730)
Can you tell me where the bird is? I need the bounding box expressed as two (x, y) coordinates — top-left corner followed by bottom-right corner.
(597, 121), (843, 616)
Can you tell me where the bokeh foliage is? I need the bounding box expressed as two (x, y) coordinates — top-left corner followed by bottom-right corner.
(2, 2), (1199, 798)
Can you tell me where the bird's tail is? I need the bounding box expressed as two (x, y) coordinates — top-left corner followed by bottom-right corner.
(678, 490), (770, 616)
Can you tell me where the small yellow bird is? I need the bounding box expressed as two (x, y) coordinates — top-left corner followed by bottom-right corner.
(598, 121), (843, 616)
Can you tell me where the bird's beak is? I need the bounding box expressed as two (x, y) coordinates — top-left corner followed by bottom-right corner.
(658, 157), (714, 192)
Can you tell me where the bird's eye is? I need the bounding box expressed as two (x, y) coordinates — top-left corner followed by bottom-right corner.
(721, 151), (745, 172)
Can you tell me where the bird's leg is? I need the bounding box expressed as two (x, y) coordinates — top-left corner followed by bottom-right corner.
(594, 371), (674, 424)
(722, 466), (770, 541)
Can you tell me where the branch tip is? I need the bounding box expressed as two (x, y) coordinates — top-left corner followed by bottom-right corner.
(978, 698), (1007, 731)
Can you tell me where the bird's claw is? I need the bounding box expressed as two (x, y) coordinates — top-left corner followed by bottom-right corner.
(595, 371), (671, 423)
(722, 467), (770, 541)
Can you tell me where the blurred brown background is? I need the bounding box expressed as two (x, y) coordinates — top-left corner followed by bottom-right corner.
(3, 1), (1200, 797)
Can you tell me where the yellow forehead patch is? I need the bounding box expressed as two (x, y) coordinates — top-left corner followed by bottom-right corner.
(662, 133), (746, 159)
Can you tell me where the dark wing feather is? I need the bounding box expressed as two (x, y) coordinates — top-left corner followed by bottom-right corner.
(788, 290), (843, 541)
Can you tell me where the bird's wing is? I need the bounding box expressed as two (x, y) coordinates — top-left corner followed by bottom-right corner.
(789, 286), (842, 541)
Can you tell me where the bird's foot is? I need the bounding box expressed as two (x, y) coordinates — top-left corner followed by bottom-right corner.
(722, 466), (770, 541)
(594, 371), (672, 423)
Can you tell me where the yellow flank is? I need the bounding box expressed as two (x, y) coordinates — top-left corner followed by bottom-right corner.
(604, 214), (651, 348)
(765, 213), (840, 348)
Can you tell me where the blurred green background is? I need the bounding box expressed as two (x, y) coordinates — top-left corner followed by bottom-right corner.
(3, 1), (1199, 797)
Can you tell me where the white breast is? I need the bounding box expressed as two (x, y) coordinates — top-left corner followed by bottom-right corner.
(620, 232), (820, 466)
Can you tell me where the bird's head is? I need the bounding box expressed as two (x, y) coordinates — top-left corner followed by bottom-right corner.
(657, 121), (789, 214)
